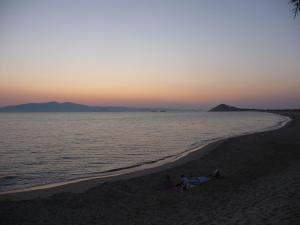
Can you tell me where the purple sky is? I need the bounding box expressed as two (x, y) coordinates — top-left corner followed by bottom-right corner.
(0, 0), (299, 109)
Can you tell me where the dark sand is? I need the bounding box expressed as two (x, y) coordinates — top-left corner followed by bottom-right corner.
(0, 112), (299, 225)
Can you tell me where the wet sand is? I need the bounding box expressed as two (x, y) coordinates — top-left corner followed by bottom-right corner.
(0, 111), (299, 225)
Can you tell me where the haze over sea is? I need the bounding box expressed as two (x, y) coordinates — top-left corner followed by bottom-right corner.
(0, 111), (289, 192)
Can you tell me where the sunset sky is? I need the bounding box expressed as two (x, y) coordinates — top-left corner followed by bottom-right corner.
(1, 0), (299, 109)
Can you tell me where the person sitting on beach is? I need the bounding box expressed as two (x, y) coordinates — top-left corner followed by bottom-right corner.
(180, 175), (191, 190)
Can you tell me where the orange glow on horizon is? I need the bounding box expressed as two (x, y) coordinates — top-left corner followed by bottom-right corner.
(1, 76), (300, 108)
(1, 65), (300, 108)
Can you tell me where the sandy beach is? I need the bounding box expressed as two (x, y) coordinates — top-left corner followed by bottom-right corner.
(0, 111), (299, 225)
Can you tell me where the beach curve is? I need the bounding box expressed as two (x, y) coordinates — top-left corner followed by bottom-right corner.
(0, 112), (291, 201)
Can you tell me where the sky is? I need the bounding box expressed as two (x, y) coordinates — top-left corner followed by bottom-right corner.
(0, 0), (299, 109)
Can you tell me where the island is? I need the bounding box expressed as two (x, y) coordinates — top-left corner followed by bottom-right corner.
(209, 104), (256, 112)
(0, 102), (156, 112)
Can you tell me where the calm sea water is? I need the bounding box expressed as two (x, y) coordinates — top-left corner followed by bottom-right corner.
(0, 111), (289, 192)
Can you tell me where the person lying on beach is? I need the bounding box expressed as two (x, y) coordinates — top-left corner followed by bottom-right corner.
(166, 169), (221, 191)
(181, 175), (210, 190)
(181, 169), (221, 191)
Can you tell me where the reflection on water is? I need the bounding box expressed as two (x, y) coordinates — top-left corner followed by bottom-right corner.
(0, 111), (288, 192)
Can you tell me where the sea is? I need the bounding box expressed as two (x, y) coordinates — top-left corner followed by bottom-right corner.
(0, 111), (289, 192)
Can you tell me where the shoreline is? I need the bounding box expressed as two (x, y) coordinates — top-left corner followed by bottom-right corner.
(0, 112), (290, 201)
(1, 111), (299, 225)
(0, 140), (225, 201)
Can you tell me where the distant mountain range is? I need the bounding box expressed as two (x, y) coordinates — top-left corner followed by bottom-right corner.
(1, 102), (298, 113)
(0, 102), (164, 112)
(0, 102), (197, 112)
